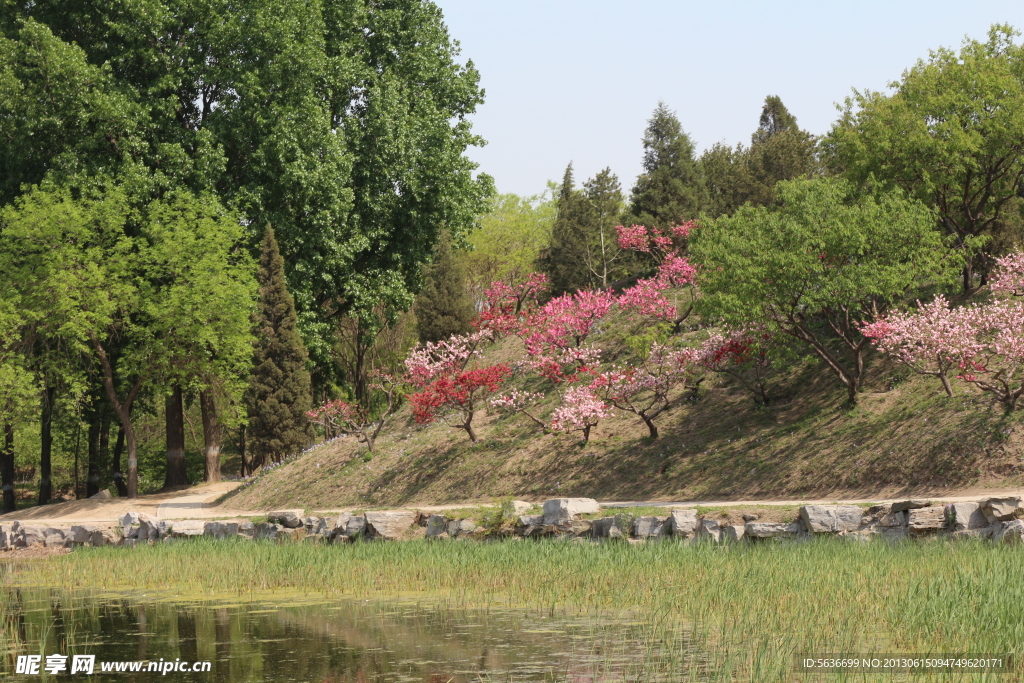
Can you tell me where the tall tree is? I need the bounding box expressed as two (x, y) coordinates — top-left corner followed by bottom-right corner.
(581, 168), (627, 288)
(692, 177), (957, 405)
(540, 163), (594, 295)
(744, 95), (818, 206)
(827, 25), (1024, 292)
(245, 227), (313, 468)
(415, 231), (475, 344)
(629, 102), (702, 230)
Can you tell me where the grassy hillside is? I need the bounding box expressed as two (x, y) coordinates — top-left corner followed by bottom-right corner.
(222, 314), (1024, 512)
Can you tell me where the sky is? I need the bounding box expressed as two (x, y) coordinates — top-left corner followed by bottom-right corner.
(432, 0), (1024, 197)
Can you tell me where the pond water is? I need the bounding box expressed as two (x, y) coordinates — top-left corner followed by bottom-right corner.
(0, 584), (698, 682)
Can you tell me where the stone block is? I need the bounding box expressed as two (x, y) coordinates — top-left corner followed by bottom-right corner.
(979, 497), (1023, 523)
(591, 516), (629, 539)
(0, 524), (13, 550)
(722, 524), (745, 543)
(697, 518), (721, 543)
(237, 522), (255, 538)
(137, 514), (162, 541)
(69, 525), (100, 545)
(267, 510), (303, 528)
(993, 519), (1024, 544)
(891, 500), (930, 513)
(744, 522), (802, 539)
(119, 511), (141, 528)
(365, 510), (418, 540)
(947, 502), (988, 531)
(254, 522), (281, 540)
(43, 527), (68, 547)
(89, 489), (112, 499)
(517, 514), (543, 527)
(908, 506), (946, 532)
(668, 509), (699, 538)
(632, 516), (668, 539)
(542, 498), (600, 525)
(446, 519), (477, 539)
(168, 520), (206, 538)
(18, 525), (46, 548)
(878, 511), (908, 528)
(800, 505), (862, 533)
(426, 514), (449, 539)
(204, 521), (239, 540)
(345, 515), (367, 538)
(329, 513), (351, 540)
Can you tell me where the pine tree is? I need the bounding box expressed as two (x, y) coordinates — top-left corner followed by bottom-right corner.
(745, 95), (818, 206)
(629, 102), (702, 230)
(581, 168), (627, 288)
(540, 163), (595, 295)
(415, 231), (476, 343)
(245, 226), (313, 467)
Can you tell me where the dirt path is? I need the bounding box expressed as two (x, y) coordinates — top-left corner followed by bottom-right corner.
(0, 482), (261, 524)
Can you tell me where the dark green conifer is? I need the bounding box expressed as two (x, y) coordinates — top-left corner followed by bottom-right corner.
(245, 226), (312, 466)
(540, 162), (595, 295)
(629, 102), (702, 230)
(415, 231), (475, 343)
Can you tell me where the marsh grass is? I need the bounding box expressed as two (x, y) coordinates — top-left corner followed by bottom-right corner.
(5, 537), (1023, 681)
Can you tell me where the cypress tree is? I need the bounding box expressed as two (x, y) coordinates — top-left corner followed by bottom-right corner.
(745, 95), (818, 206)
(629, 102), (702, 230)
(540, 162), (595, 295)
(415, 231), (476, 343)
(245, 226), (312, 466)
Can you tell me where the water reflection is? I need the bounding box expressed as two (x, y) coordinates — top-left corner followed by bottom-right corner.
(0, 585), (693, 682)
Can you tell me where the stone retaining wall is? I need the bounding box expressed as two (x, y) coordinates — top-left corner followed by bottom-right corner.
(3, 496), (1022, 551)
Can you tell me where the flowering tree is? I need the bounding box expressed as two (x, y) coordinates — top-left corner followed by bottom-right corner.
(404, 331), (510, 442)
(991, 252), (1024, 296)
(593, 344), (702, 438)
(698, 328), (777, 405)
(477, 273), (548, 337)
(861, 295), (966, 397)
(490, 389), (547, 432)
(306, 373), (404, 451)
(616, 223), (698, 327)
(549, 385), (611, 443)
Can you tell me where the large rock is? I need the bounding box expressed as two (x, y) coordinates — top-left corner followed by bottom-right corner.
(891, 500), (930, 513)
(68, 524), (121, 546)
(345, 515), (367, 538)
(267, 510), (303, 529)
(328, 513), (352, 540)
(722, 524), (745, 543)
(517, 514), (543, 527)
(168, 520), (206, 538)
(697, 518), (721, 543)
(254, 522), (281, 540)
(744, 522), (802, 539)
(799, 505), (862, 533)
(878, 511), (908, 528)
(89, 489), (112, 500)
(907, 506), (946, 532)
(668, 509), (699, 538)
(136, 514), (163, 542)
(446, 519), (477, 539)
(17, 524), (46, 548)
(993, 519), (1024, 544)
(633, 516), (668, 539)
(542, 498), (600, 525)
(43, 527), (68, 547)
(68, 524), (100, 545)
(365, 510), (418, 540)
(979, 497), (1023, 523)
(591, 516), (629, 539)
(0, 524), (13, 550)
(947, 502), (988, 531)
(238, 521), (256, 538)
(119, 511), (141, 529)
(425, 514), (449, 539)
(204, 521), (240, 540)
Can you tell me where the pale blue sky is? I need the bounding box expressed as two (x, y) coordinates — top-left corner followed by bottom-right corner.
(433, 1), (1024, 197)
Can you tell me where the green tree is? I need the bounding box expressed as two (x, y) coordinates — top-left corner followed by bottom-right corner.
(540, 163), (594, 295)
(629, 102), (702, 229)
(745, 95), (819, 206)
(698, 142), (752, 218)
(463, 188), (556, 300)
(692, 177), (956, 405)
(245, 226), (313, 468)
(415, 231), (475, 344)
(827, 25), (1024, 292)
(581, 168), (627, 288)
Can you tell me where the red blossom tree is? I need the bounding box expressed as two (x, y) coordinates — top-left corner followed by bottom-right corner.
(698, 328), (777, 405)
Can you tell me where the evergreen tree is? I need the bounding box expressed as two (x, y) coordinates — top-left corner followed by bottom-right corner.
(540, 163), (595, 295)
(745, 95), (818, 206)
(415, 231), (476, 343)
(582, 168), (627, 288)
(629, 102), (702, 229)
(698, 142), (752, 218)
(246, 226), (313, 467)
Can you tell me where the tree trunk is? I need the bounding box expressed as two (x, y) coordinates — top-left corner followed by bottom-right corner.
(641, 414), (659, 439)
(111, 426), (128, 497)
(200, 390), (222, 482)
(163, 386), (189, 489)
(582, 425), (591, 443)
(125, 418), (140, 498)
(238, 427), (248, 477)
(38, 385), (55, 505)
(86, 411), (101, 497)
(1, 424), (15, 513)
(461, 416), (478, 443)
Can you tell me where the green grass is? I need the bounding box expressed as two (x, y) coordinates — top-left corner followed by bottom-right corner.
(8, 537), (1024, 681)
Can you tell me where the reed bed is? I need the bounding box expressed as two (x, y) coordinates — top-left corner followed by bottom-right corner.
(5, 537), (1022, 681)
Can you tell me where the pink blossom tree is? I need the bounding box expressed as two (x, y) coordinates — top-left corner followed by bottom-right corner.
(593, 344), (702, 438)
(616, 223), (698, 328)
(477, 273), (548, 337)
(549, 385), (611, 443)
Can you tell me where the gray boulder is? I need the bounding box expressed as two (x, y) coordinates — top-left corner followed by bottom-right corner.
(993, 519), (1024, 544)
(136, 514), (163, 542)
(328, 513), (352, 540)
(947, 502), (988, 531)
(237, 521), (256, 538)
(698, 518), (721, 543)
(267, 510), (303, 528)
(168, 520), (206, 538)
(722, 524), (745, 543)
(542, 498), (600, 525)
(446, 519), (477, 539)
(633, 516), (669, 539)
(365, 510), (418, 540)
(89, 489), (112, 500)
(744, 522), (802, 539)
(979, 497), (1023, 523)
(204, 521), (239, 540)
(43, 527), (68, 547)
(254, 522), (281, 540)
(799, 505), (862, 533)
(17, 524), (46, 548)
(907, 506), (946, 532)
(426, 514), (449, 539)
(668, 509), (699, 538)
(591, 516), (629, 539)
(517, 514), (543, 527)
(0, 524), (13, 550)
(878, 511), (908, 528)
(345, 515), (367, 538)
(891, 500), (930, 513)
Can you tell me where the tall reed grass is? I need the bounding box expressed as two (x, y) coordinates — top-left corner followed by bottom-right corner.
(6, 537), (1022, 681)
